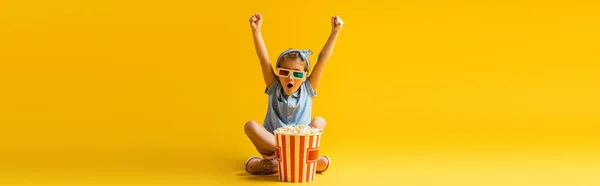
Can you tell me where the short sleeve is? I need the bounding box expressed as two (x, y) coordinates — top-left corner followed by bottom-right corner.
(265, 79), (281, 95)
(304, 80), (317, 98)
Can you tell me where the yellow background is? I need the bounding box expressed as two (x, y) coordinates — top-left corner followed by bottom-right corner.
(1, 0), (599, 185)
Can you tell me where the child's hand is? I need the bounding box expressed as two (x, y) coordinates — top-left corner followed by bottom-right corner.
(331, 15), (344, 33)
(249, 13), (263, 31)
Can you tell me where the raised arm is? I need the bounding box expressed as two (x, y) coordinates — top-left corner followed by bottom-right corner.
(309, 15), (344, 90)
(249, 13), (276, 87)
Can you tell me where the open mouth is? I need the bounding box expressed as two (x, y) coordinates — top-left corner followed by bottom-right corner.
(287, 83), (293, 88)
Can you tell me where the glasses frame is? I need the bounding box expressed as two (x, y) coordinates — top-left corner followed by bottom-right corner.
(275, 68), (306, 79)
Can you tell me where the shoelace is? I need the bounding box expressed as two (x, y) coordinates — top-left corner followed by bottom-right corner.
(259, 157), (278, 174)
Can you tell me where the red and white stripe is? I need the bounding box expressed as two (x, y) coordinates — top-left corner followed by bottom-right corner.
(275, 133), (321, 183)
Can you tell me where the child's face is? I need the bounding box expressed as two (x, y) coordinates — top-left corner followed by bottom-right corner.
(278, 59), (308, 95)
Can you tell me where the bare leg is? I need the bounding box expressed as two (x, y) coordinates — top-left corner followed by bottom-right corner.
(309, 116), (329, 172)
(244, 120), (276, 156)
(244, 120), (279, 174)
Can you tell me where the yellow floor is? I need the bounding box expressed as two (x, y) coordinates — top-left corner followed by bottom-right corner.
(2, 141), (600, 186)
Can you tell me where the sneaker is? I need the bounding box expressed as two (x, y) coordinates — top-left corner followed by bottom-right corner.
(245, 156), (278, 175)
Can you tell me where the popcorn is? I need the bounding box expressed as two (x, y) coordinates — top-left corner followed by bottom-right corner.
(274, 125), (323, 135)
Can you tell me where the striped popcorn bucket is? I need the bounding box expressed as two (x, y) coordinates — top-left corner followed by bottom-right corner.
(274, 132), (321, 183)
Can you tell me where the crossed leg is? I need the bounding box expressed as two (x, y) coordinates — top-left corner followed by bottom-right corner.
(244, 117), (329, 174)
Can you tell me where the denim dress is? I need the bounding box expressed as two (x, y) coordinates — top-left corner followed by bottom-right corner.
(262, 79), (317, 134)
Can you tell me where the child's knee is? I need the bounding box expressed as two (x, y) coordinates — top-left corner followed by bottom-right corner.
(244, 120), (259, 133)
(310, 116), (326, 129)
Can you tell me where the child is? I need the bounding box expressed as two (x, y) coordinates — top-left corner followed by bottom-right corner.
(244, 13), (344, 175)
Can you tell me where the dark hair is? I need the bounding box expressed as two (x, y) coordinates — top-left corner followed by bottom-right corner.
(277, 51), (308, 72)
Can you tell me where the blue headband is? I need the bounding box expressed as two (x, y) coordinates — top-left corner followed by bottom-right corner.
(276, 48), (313, 73)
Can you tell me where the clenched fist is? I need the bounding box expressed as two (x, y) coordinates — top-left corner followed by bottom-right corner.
(249, 13), (263, 31)
(331, 15), (344, 33)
